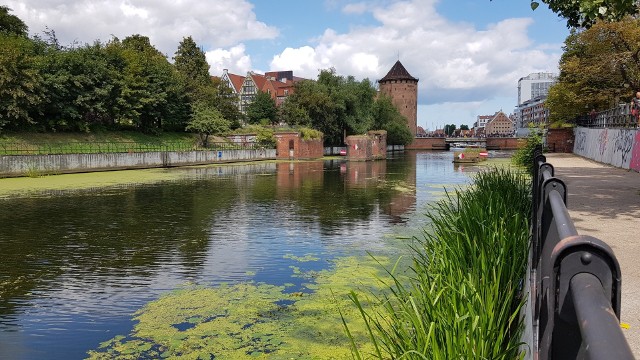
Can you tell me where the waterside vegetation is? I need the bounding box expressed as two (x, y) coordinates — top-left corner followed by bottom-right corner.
(347, 167), (531, 359)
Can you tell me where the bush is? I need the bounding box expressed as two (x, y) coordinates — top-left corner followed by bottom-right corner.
(512, 131), (542, 175)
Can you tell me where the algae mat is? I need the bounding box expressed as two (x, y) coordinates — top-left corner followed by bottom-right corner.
(0, 168), (187, 198)
(87, 255), (400, 359)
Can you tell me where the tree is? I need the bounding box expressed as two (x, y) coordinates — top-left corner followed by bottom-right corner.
(282, 68), (378, 145)
(186, 105), (230, 147)
(210, 77), (242, 129)
(108, 35), (188, 133)
(372, 96), (413, 145)
(460, 124), (469, 130)
(0, 6), (28, 36)
(246, 90), (277, 125)
(0, 34), (43, 131)
(37, 42), (123, 132)
(545, 18), (640, 124)
(530, 0), (639, 28)
(444, 124), (457, 136)
(173, 35), (215, 113)
(173, 36), (211, 86)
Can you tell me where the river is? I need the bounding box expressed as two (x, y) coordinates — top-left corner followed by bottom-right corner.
(0, 151), (481, 359)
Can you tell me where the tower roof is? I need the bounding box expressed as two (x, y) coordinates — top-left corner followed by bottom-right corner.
(379, 60), (418, 82)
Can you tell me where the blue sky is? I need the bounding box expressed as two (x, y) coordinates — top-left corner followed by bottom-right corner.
(8, 0), (570, 130)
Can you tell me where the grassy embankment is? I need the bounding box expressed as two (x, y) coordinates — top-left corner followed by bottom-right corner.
(347, 167), (531, 359)
(0, 131), (202, 155)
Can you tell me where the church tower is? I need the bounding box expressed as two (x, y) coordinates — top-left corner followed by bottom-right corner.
(378, 60), (419, 138)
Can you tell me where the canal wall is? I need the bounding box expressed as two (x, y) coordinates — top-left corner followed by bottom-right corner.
(573, 127), (640, 171)
(0, 149), (276, 177)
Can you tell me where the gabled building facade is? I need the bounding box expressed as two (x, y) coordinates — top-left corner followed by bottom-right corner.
(219, 69), (306, 115)
(485, 111), (515, 137)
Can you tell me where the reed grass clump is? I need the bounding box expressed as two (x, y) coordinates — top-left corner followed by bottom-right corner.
(348, 167), (531, 359)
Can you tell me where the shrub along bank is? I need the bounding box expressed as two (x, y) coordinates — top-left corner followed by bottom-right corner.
(348, 167), (531, 359)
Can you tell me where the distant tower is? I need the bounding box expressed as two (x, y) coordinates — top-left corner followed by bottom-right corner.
(378, 60), (419, 138)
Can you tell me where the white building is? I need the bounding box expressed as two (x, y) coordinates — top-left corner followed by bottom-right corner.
(517, 72), (557, 105)
(515, 72), (557, 128)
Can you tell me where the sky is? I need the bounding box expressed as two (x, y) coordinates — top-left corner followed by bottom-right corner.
(6, 0), (570, 131)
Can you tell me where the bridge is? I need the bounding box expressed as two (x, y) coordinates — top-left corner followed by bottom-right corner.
(407, 136), (522, 150)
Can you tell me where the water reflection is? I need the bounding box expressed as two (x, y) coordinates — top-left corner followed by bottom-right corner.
(0, 151), (470, 360)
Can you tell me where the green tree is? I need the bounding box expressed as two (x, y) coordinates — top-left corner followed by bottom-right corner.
(246, 90), (277, 125)
(444, 124), (457, 136)
(278, 99), (311, 127)
(372, 96), (413, 145)
(186, 105), (230, 147)
(173, 36), (211, 86)
(530, 0), (639, 28)
(0, 5), (28, 36)
(0, 34), (43, 131)
(282, 68), (377, 145)
(173, 35), (216, 114)
(546, 18), (640, 124)
(37, 42), (123, 131)
(108, 35), (189, 133)
(460, 124), (469, 130)
(211, 77), (242, 129)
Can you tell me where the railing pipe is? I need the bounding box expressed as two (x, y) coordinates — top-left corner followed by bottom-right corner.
(548, 190), (578, 240)
(571, 273), (634, 359)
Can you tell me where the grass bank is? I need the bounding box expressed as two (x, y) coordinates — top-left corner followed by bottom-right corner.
(0, 131), (203, 155)
(348, 167), (531, 359)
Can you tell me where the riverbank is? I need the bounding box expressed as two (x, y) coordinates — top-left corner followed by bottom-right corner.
(545, 153), (640, 357)
(0, 131), (200, 151)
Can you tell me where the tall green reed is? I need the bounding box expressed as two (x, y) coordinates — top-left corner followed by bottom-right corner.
(346, 167), (531, 359)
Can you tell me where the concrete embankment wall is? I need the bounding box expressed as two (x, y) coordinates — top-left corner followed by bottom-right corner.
(573, 127), (640, 171)
(0, 149), (276, 177)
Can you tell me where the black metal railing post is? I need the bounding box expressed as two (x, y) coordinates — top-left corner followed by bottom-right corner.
(528, 153), (634, 360)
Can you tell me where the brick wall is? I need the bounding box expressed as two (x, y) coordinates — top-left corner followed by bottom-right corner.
(546, 128), (574, 153)
(486, 137), (523, 150)
(274, 132), (323, 159)
(405, 137), (447, 150)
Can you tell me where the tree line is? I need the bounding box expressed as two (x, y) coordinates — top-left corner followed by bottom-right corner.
(0, 6), (412, 145)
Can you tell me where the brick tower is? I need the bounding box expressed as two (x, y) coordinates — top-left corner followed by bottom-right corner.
(378, 60), (419, 138)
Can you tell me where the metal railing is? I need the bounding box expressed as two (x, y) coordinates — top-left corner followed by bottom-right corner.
(576, 103), (639, 128)
(0, 141), (264, 156)
(526, 148), (634, 359)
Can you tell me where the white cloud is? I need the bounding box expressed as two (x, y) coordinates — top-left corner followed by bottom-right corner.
(6, 0), (278, 56)
(206, 44), (253, 76)
(342, 2), (368, 14)
(269, 0), (561, 114)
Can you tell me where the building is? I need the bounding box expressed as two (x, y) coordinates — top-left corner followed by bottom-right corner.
(517, 72), (557, 105)
(519, 96), (550, 127)
(378, 60), (419, 138)
(474, 114), (494, 132)
(485, 111), (515, 137)
(219, 69), (305, 114)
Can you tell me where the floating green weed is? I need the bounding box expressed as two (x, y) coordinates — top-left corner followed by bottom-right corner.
(283, 253), (320, 262)
(87, 256), (398, 359)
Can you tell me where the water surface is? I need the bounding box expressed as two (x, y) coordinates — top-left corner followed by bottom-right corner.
(0, 151), (475, 359)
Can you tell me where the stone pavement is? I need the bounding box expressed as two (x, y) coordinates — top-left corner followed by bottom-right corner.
(545, 153), (640, 357)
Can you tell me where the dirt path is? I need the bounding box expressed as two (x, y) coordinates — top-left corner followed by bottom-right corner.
(545, 153), (640, 357)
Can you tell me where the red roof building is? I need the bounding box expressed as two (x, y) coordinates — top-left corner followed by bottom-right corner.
(219, 69), (306, 114)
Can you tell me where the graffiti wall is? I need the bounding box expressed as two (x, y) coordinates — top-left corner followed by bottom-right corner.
(573, 127), (640, 171)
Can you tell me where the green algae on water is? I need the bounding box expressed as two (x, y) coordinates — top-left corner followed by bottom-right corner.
(283, 253), (319, 262)
(0, 168), (187, 199)
(87, 255), (396, 359)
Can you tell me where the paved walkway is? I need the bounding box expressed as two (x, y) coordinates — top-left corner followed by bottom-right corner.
(545, 153), (640, 357)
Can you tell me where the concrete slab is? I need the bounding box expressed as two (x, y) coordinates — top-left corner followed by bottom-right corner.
(545, 153), (640, 357)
